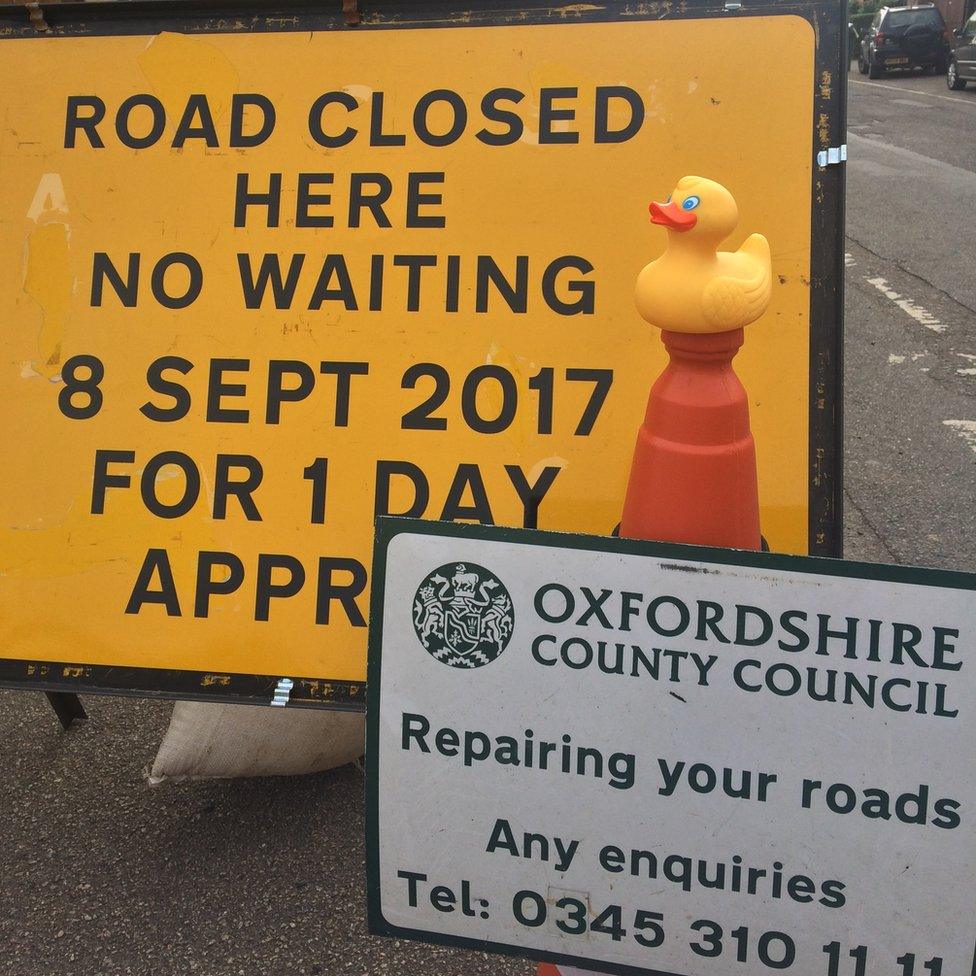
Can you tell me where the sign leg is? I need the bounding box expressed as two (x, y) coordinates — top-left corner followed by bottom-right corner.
(44, 691), (87, 730)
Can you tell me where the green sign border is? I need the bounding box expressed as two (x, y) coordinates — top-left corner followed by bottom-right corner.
(365, 514), (976, 976)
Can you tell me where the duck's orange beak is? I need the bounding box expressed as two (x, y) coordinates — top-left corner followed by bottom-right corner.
(649, 199), (697, 232)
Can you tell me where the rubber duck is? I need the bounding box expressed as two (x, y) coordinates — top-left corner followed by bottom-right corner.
(635, 176), (772, 334)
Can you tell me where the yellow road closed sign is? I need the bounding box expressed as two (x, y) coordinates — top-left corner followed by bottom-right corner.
(0, 1), (846, 706)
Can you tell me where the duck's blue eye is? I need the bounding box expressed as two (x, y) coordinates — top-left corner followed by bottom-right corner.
(682, 195), (700, 211)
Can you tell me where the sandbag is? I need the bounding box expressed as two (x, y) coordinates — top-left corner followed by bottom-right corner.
(148, 700), (364, 784)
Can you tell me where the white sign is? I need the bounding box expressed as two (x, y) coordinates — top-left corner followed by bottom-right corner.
(365, 519), (976, 976)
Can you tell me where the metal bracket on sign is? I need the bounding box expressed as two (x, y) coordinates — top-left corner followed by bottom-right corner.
(271, 677), (294, 707)
(817, 145), (848, 168)
(723, 2), (742, 11)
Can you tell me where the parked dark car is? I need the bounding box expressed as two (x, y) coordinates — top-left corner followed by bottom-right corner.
(858, 4), (951, 78)
(947, 9), (976, 89)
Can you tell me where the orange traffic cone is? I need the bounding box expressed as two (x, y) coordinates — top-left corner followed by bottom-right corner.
(620, 327), (760, 549)
(533, 176), (770, 976)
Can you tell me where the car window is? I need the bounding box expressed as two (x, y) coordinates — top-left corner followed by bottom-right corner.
(967, 12), (976, 37)
(884, 8), (944, 30)
(872, 11), (883, 29)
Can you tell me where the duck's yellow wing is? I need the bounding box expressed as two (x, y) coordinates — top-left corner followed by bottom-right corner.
(701, 234), (772, 332)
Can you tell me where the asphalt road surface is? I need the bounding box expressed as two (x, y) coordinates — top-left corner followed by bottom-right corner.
(845, 69), (976, 571)
(2, 67), (975, 976)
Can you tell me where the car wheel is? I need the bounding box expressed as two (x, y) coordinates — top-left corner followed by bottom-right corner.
(947, 59), (967, 90)
(868, 59), (884, 79)
(858, 53), (869, 74)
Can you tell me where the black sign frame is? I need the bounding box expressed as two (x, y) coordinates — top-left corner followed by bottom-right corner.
(0, 0), (846, 708)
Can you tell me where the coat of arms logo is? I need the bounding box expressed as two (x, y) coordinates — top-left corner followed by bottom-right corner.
(412, 562), (515, 668)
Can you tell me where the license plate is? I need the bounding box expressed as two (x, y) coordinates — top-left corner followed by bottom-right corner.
(888, 57), (909, 64)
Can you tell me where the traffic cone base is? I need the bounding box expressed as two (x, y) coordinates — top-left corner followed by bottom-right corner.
(620, 328), (760, 551)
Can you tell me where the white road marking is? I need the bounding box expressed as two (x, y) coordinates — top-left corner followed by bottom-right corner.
(845, 252), (857, 267)
(888, 353), (932, 366)
(865, 275), (944, 332)
(943, 420), (976, 453)
(850, 78), (976, 107)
